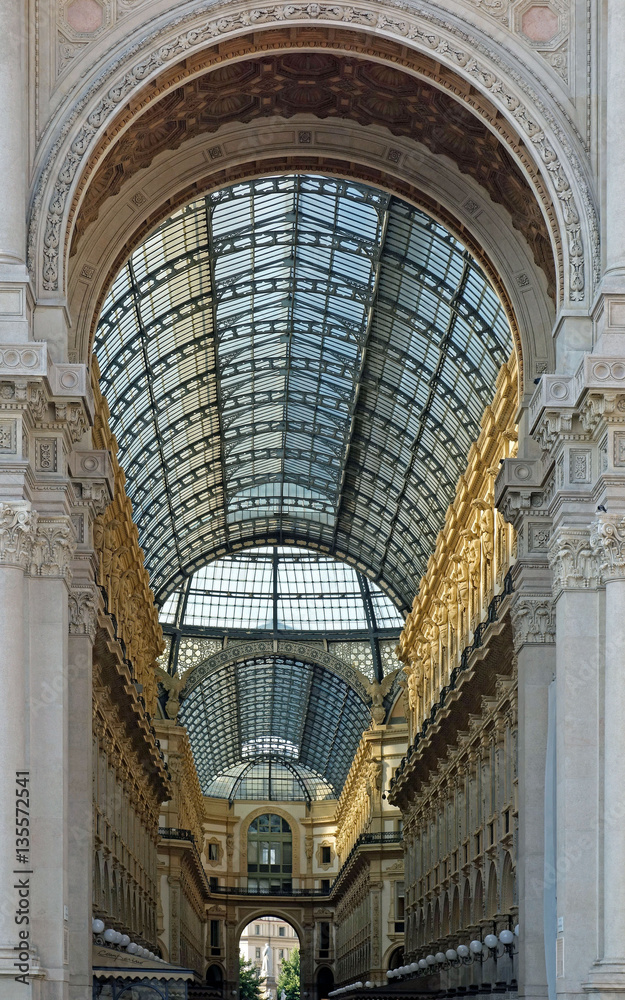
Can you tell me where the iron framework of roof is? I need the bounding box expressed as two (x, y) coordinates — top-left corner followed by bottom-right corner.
(95, 174), (512, 612)
(160, 546), (403, 682)
(178, 654), (371, 799)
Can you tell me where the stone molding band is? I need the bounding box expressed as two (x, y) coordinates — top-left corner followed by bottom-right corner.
(29, 0), (596, 304)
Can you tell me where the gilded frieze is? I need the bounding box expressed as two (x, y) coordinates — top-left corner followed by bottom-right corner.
(396, 357), (518, 739)
(91, 355), (163, 712)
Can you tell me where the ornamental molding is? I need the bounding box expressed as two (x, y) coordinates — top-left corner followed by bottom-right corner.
(29, 0), (596, 303)
(509, 594), (555, 651)
(0, 502), (38, 569)
(496, 465), (554, 529)
(533, 410), (575, 454)
(29, 515), (76, 580)
(590, 515), (625, 582)
(548, 525), (600, 592)
(181, 638), (369, 702)
(68, 584), (98, 639)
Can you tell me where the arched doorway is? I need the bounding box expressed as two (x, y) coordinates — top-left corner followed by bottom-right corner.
(387, 947), (404, 971)
(207, 963), (225, 996)
(239, 915), (301, 1000)
(316, 967), (334, 1000)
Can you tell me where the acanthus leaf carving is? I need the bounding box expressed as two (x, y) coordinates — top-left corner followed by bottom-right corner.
(0, 502), (38, 569)
(29, 516), (76, 580)
(68, 586), (98, 640)
(590, 515), (625, 581)
(548, 526), (600, 592)
(510, 594), (555, 652)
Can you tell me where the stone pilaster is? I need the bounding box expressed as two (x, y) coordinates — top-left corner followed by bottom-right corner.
(528, 361), (625, 1000)
(580, 516), (625, 998)
(0, 344), (94, 1000)
(496, 458), (554, 1000)
(67, 452), (111, 1000)
(0, 502), (38, 996)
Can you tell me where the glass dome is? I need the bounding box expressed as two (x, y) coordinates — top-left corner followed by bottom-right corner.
(205, 757), (334, 802)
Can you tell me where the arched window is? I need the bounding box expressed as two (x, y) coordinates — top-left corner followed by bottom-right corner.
(247, 814), (293, 892)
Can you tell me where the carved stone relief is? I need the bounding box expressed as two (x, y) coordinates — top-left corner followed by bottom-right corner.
(68, 51), (556, 302)
(30, 2), (596, 308)
(510, 595), (555, 651)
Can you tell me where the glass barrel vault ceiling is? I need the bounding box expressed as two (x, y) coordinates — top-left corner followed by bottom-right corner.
(179, 655), (371, 799)
(95, 174), (512, 611)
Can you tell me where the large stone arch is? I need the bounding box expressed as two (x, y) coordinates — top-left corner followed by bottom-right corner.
(29, 5), (596, 336)
(68, 114), (555, 394)
(180, 639), (371, 704)
(235, 908), (305, 945)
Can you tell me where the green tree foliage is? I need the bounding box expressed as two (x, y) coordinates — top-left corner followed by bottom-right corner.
(276, 948), (300, 1000)
(239, 955), (266, 1000)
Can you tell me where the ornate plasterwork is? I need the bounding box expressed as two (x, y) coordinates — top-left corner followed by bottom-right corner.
(90, 355), (163, 711)
(590, 516), (625, 582)
(29, 0), (595, 305)
(30, 515), (76, 579)
(548, 526), (600, 592)
(68, 584), (98, 639)
(0, 502), (38, 569)
(68, 51), (555, 304)
(510, 594), (555, 650)
(0, 504), (76, 578)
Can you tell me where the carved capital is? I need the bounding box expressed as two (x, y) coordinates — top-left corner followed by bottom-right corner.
(548, 525), (601, 592)
(68, 585), (98, 640)
(590, 515), (625, 581)
(0, 501), (38, 568)
(510, 594), (555, 652)
(29, 515), (76, 580)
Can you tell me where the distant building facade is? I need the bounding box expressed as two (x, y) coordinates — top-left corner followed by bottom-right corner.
(240, 917), (299, 1000)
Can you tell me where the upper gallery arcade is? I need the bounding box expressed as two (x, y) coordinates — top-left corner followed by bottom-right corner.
(1, 3), (625, 1000)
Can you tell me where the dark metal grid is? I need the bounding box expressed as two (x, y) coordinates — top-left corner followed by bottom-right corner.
(160, 547), (403, 663)
(95, 174), (511, 607)
(178, 655), (371, 797)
